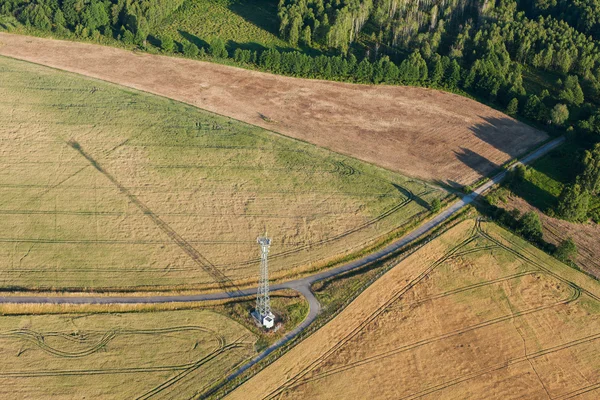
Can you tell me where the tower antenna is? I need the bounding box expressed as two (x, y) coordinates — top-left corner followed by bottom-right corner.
(254, 236), (274, 328)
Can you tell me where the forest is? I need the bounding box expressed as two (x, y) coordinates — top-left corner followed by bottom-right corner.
(1, 0), (599, 223)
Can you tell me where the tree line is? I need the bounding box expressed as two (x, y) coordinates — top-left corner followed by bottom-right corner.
(1, 0), (183, 42)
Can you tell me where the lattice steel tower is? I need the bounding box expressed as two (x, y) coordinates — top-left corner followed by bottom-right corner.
(256, 236), (272, 320)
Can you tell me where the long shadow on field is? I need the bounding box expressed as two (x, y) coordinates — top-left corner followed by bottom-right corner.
(432, 179), (463, 193)
(467, 116), (565, 211)
(453, 146), (558, 212)
(392, 183), (432, 210)
(454, 147), (500, 179)
(179, 30), (209, 50)
(66, 140), (241, 295)
(470, 116), (540, 158)
(227, 40), (267, 53)
(228, 0), (281, 35)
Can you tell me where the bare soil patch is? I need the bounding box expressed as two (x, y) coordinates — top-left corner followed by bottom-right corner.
(0, 33), (547, 185)
(226, 219), (600, 399)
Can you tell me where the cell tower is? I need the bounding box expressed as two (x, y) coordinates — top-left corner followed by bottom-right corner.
(255, 236), (275, 329)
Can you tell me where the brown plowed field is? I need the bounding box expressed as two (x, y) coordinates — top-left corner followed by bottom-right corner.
(226, 219), (600, 399)
(0, 33), (547, 185)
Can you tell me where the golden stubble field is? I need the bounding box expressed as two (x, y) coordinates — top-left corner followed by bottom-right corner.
(227, 219), (600, 399)
(0, 309), (256, 399)
(0, 55), (444, 291)
(0, 33), (548, 186)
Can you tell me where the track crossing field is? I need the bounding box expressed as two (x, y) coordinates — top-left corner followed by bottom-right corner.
(0, 309), (256, 399)
(0, 55), (445, 291)
(227, 219), (600, 399)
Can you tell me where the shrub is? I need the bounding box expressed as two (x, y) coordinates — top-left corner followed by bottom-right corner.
(182, 40), (199, 57)
(506, 98), (518, 116)
(554, 237), (577, 263)
(209, 37), (228, 58)
(517, 211), (543, 242)
(160, 35), (175, 53)
(550, 103), (569, 126)
(555, 184), (590, 222)
(514, 164), (530, 181)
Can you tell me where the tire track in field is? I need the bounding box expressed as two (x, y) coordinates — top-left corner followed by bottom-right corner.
(261, 230), (484, 399)
(0, 324), (255, 400)
(262, 219), (594, 400)
(396, 331), (600, 400)
(135, 335), (250, 400)
(15, 132), (429, 284)
(0, 325), (224, 360)
(221, 188), (431, 269)
(285, 284), (579, 390)
(477, 225), (600, 304)
(553, 382), (600, 399)
(66, 140), (240, 294)
(388, 270), (541, 311)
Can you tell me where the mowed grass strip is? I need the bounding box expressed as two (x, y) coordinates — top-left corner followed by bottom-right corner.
(0, 309), (256, 399)
(0, 56), (444, 291)
(225, 219), (600, 400)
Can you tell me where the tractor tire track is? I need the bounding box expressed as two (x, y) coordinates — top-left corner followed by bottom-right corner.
(66, 140), (239, 294)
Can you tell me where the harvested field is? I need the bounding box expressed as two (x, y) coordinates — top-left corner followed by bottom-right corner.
(502, 194), (600, 278)
(0, 33), (548, 186)
(0, 309), (256, 399)
(0, 55), (443, 291)
(226, 219), (600, 400)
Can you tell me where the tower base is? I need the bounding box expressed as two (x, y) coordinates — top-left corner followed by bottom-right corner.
(251, 310), (275, 329)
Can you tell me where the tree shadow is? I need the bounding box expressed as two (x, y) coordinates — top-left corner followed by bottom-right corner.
(469, 115), (541, 158)
(508, 177), (559, 212)
(530, 142), (582, 184)
(432, 179), (464, 193)
(227, 40), (267, 53)
(451, 146), (557, 212)
(392, 183), (432, 210)
(454, 147), (500, 178)
(274, 44), (304, 53)
(178, 30), (209, 50)
(146, 34), (161, 48)
(227, 0), (281, 36)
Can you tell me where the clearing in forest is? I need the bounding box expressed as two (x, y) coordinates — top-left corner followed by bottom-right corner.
(154, 0), (287, 50)
(0, 33), (548, 186)
(227, 219), (600, 400)
(0, 55), (443, 291)
(0, 309), (256, 399)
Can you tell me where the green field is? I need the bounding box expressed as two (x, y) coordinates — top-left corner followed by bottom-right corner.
(0, 309), (256, 399)
(154, 0), (290, 52)
(507, 141), (600, 218)
(0, 55), (445, 291)
(507, 140), (581, 212)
